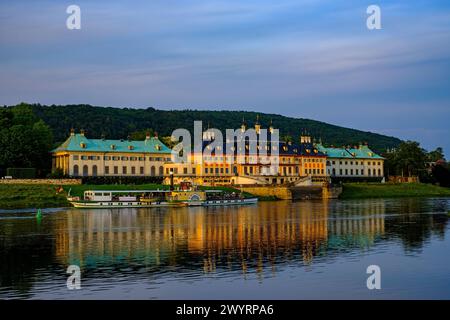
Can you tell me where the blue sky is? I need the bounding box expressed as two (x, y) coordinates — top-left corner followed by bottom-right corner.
(1, 0), (449, 155)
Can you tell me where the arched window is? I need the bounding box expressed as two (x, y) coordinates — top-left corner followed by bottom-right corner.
(378, 169), (381, 176)
(151, 166), (156, 176)
(92, 165), (98, 176)
(83, 165), (89, 176)
(332, 168), (336, 176)
(159, 166), (163, 176)
(73, 165), (79, 176)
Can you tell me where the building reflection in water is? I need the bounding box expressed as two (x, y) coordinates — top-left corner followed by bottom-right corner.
(54, 200), (387, 275)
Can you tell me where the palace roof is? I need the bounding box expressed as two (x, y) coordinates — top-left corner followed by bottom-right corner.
(52, 133), (172, 154)
(315, 143), (384, 159)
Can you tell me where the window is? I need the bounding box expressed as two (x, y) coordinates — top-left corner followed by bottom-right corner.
(130, 157), (137, 161)
(378, 169), (381, 176)
(140, 167), (144, 174)
(114, 166), (118, 174)
(340, 169), (343, 175)
(345, 169), (348, 175)
(192, 168), (196, 174)
(73, 155), (79, 160)
(112, 156), (120, 161)
(350, 169), (353, 175)
(92, 165), (98, 176)
(121, 156), (128, 161)
(81, 155), (88, 160)
(123, 166), (127, 174)
(204, 168), (208, 174)
(159, 166), (163, 175)
(355, 169), (359, 175)
(183, 168), (188, 174)
(131, 166), (136, 175)
(139, 157), (144, 161)
(104, 156), (111, 161)
(105, 166), (109, 174)
(73, 165), (79, 176)
(332, 161), (335, 165)
(83, 165), (88, 176)
(151, 166), (156, 176)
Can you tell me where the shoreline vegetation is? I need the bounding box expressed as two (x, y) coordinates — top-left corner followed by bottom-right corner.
(1, 183), (450, 210)
(340, 183), (450, 199)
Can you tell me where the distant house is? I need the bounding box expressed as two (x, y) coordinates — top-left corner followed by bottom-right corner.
(51, 129), (172, 177)
(315, 143), (385, 182)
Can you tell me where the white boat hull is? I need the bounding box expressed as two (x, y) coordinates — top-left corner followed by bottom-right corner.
(70, 198), (258, 209)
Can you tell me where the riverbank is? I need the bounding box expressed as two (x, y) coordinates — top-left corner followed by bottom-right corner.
(0, 183), (253, 209)
(340, 183), (450, 199)
(0, 184), (69, 209)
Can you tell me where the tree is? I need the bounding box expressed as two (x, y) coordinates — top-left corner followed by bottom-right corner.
(384, 141), (427, 177)
(428, 147), (445, 162)
(0, 104), (53, 176)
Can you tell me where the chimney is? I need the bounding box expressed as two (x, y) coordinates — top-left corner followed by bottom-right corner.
(80, 129), (85, 136)
(70, 128), (75, 136)
(146, 131), (151, 140)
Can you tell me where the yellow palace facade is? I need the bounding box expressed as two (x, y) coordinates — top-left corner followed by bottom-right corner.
(163, 121), (328, 186)
(52, 130), (172, 177)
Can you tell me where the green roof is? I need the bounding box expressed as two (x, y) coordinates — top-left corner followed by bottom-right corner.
(315, 143), (384, 160)
(52, 134), (172, 154)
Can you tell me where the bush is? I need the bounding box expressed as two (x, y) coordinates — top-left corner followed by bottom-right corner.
(6, 167), (36, 178)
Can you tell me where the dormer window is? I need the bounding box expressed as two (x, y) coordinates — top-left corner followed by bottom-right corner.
(110, 144), (116, 150)
(155, 145), (161, 151)
(128, 145), (134, 150)
(80, 142), (86, 148)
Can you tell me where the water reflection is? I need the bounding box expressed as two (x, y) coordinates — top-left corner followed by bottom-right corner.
(0, 198), (449, 298)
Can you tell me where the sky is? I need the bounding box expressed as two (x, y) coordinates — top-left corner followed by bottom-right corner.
(1, 0), (449, 156)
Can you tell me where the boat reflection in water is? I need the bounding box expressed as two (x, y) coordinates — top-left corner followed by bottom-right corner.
(1, 198), (449, 299)
(55, 200), (387, 273)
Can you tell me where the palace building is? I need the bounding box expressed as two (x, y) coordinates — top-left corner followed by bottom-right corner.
(315, 143), (385, 182)
(51, 129), (172, 177)
(163, 119), (328, 186)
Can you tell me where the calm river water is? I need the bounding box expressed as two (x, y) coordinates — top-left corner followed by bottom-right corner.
(1, 198), (450, 299)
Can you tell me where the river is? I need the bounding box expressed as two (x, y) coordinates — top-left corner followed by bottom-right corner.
(1, 197), (449, 299)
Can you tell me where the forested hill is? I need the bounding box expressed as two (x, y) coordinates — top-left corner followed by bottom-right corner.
(24, 103), (401, 152)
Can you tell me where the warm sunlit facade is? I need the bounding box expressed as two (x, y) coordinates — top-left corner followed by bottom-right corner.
(163, 120), (328, 186)
(51, 130), (172, 177)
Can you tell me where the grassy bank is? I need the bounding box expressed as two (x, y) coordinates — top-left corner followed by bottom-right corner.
(0, 183), (264, 210)
(341, 183), (450, 199)
(0, 184), (70, 209)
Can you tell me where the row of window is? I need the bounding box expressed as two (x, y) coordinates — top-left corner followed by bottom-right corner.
(305, 169), (325, 175)
(72, 155), (170, 162)
(73, 165), (164, 176)
(330, 168), (382, 176)
(330, 160), (382, 166)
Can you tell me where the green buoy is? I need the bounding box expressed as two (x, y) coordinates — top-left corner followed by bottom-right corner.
(36, 208), (42, 219)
